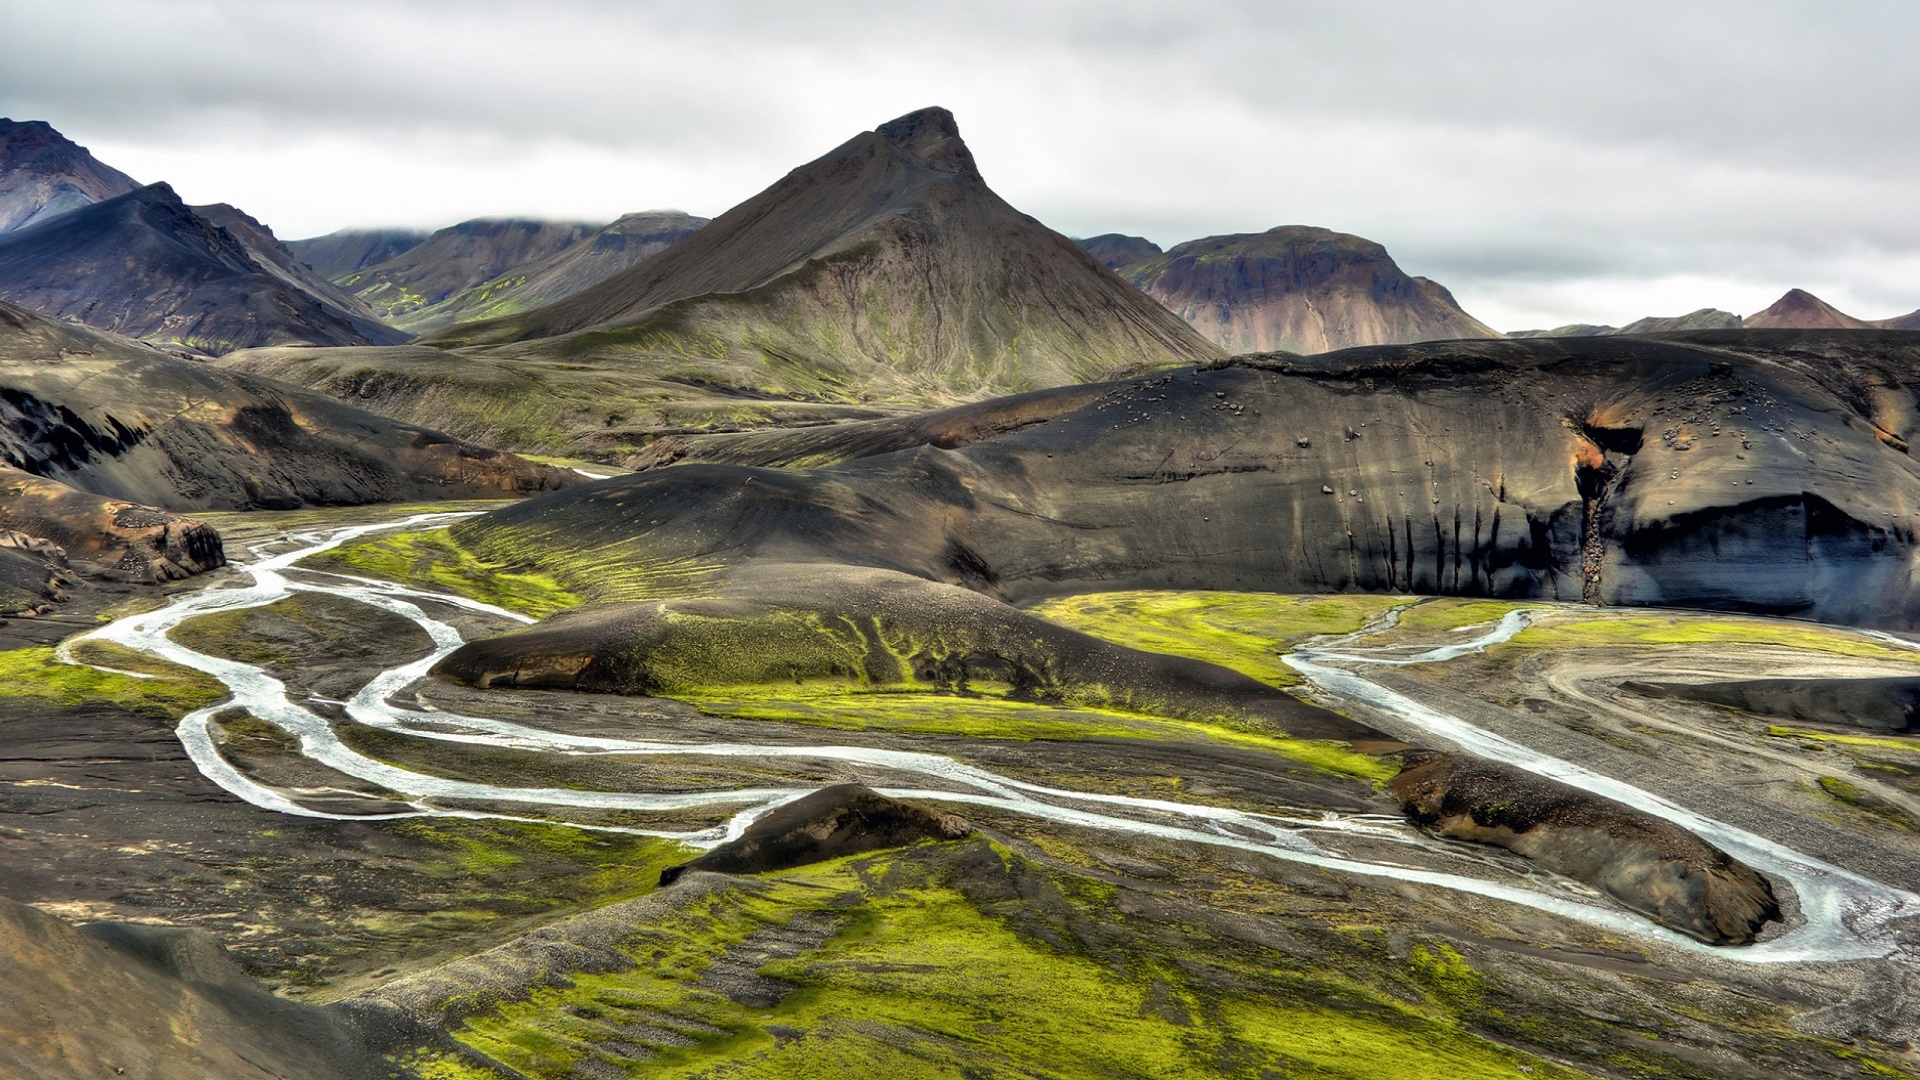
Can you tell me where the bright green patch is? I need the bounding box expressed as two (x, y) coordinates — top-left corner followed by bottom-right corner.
(694, 689), (1393, 782)
(311, 528), (583, 617)
(1031, 591), (1409, 687)
(1391, 599), (1532, 635)
(423, 849), (1585, 1080)
(1767, 726), (1920, 754)
(0, 644), (223, 719)
(1506, 613), (1920, 662)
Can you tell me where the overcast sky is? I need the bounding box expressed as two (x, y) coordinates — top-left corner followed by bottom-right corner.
(4, 0), (1917, 330)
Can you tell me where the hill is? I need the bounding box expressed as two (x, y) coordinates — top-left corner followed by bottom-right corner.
(286, 226), (430, 279)
(1089, 226), (1502, 354)
(1742, 288), (1873, 330)
(1511, 308), (1743, 337)
(0, 118), (141, 233)
(0, 183), (407, 354)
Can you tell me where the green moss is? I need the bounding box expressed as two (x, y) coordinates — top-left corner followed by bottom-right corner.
(1031, 591), (1409, 687)
(311, 528), (583, 617)
(693, 689), (1393, 782)
(0, 644), (224, 719)
(420, 848), (1586, 1080)
(1390, 599), (1531, 635)
(1508, 614), (1920, 662)
(1767, 726), (1920, 754)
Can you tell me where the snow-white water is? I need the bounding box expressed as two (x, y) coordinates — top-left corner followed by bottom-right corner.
(62, 516), (1920, 962)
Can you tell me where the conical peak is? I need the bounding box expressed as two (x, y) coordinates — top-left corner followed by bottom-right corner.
(874, 106), (977, 177)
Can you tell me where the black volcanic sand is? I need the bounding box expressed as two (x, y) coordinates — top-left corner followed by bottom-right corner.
(656, 784), (971, 885)
(1628, 675), (1920, 732)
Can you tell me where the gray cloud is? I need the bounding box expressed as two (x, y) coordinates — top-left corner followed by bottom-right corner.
(2, 0), (1915, 327)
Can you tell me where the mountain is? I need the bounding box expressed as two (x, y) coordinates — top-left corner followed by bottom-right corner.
(1091, 226), (1502, 354)
(428, 107), (1222, 394)
(1742, 288), (1872, 329)
(359, 210), (709, 334)
(1511, 308), (1743, 338)
(227, 108), (1222, 456)
(1882, 309), (1920, 331)
(0, 183), (408, 354)
(0, 118), (141, 233)
(286, 226), (430, 279)
(334, 217), (601, 333)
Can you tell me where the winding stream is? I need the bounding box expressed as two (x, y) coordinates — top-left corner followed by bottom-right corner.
(64, 514), (1920, 963)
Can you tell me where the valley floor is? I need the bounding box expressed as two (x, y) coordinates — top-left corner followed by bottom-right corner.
(5, 504), (1920, 1078)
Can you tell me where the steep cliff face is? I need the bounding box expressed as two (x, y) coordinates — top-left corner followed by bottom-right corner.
(0, 184), (406, 353)
(427, 107), (1222, 402)
(1100, 226), (1501, 355)
(0, 118), (142, 234)
(453, 331), (1920, 628)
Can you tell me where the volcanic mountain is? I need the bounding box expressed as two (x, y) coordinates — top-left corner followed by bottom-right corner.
(1085, 226), (1501, 354)
(1511, 308), (1744, 337)
(333, 217), (602, 333)
(1742, 288), (1873, 329)
(0, 118), (141, 234)
(287, 227), (431, 280)
(427, 107), (1221, 397)
(0, 183), (406, 354)
(347, 210), (709, 335)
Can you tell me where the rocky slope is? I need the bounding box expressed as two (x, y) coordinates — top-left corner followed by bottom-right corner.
(427, 107), (1221, 399)
(0, 118), (142, 234)
(285, 227), (430, 280)
(1089, 226), (1502, 354)
(0, 183), (407, 354)
(0, 896), (377, 1079)
(0, 300), (570, 511)
(333, 217), (600, 333)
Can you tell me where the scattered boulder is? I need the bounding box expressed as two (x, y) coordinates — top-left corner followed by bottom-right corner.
(1390, 752), (1782, 945)
(658, 784), (971, 885)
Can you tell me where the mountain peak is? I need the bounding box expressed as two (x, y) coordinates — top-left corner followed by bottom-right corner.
(874, 106), (977, 176)
(0, 119), (142, 233)
(1743, 288), (1869, 330)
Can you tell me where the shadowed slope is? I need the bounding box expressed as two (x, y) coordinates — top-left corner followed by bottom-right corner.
(286, 227), (430, 279)
(0, 184), (406, 353)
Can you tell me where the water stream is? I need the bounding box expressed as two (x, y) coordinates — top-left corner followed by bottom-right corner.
(63, 514), (1920, 963)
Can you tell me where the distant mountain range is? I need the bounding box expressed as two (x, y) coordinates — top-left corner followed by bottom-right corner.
(1079, 226), (1501, 354)
(1514, 289), (1920, 337)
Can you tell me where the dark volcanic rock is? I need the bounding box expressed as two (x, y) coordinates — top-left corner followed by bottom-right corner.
(0, 896), (377, 1078)
(1390, 752), (1782, 945)
(658, 784), (972, 885)
(1078, 232), (1163, 270)
(0, 183), (406, 353)
(0, 118), (142, 234)
(1107, 225), (1501, 354)
(453, 330), (1920, 627)
(0, 465), (222, 585)
(1627, 676), (1920, 733)
(0, 299), (571, 511)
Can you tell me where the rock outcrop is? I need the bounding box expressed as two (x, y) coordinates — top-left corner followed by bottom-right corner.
(1390, 752), (1781, 945)
(659, 784), (972, 885)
